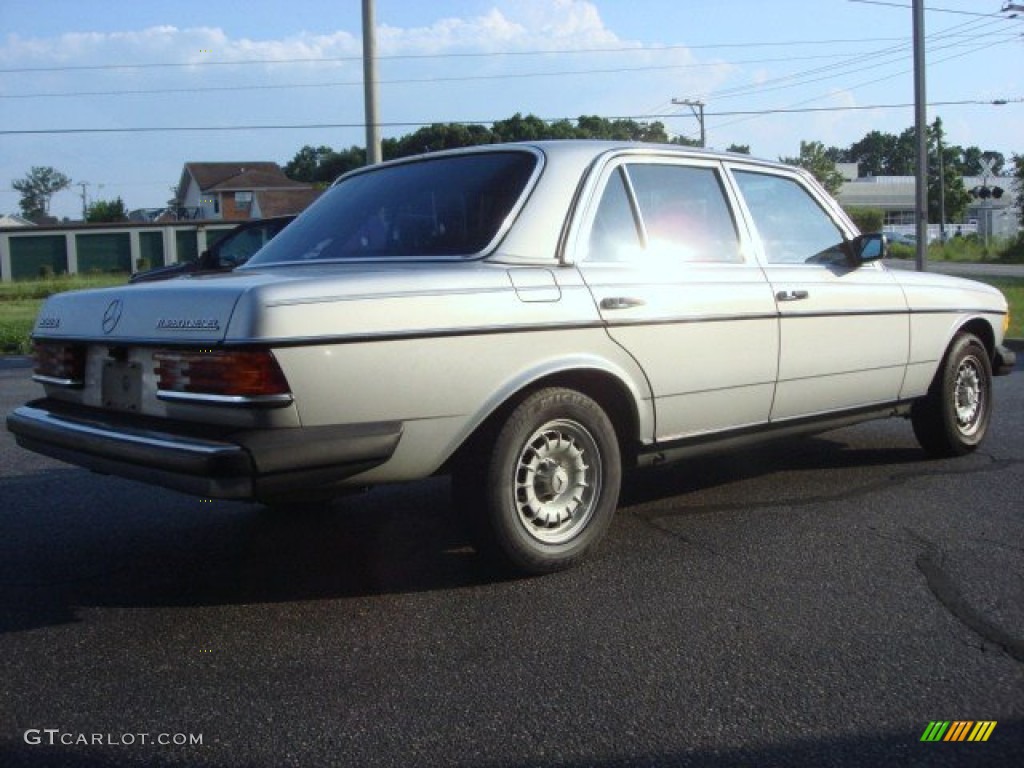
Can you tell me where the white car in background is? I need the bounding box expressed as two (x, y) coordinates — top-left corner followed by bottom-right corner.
(8, 141), (1015, 574)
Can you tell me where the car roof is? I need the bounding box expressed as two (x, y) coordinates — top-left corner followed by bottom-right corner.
(334, 139), (800, 183)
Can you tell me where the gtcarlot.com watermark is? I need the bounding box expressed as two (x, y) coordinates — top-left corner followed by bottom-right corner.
(24, 728), (203, 747)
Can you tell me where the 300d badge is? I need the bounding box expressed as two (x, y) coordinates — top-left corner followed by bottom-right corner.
(156, 318), (221, 330)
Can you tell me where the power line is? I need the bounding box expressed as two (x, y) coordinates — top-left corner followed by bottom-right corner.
(2, 25), (1018, 76)
(0, 99), (1015, 137)
(1, 28), (1013, 102)
(0, 52), (908, 100)
(706, 16), (1004, 102)
(705, 35), (1018, 133)
(664, 14), (1010, 138)
(848, 0), (1015, 18)
(0, 36), (944, 75)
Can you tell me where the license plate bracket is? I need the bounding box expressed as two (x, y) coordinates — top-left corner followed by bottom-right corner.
(101, 360), (142, 412)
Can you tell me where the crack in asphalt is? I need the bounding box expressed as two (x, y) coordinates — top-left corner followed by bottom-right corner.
(626, 453), (1024, 664)
(628, 516), (730, 560)
(913, 540), (1024, 664)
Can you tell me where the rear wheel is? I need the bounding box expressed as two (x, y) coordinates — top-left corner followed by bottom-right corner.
(911, 332), (992, 457)
(456, 388), (622, 575)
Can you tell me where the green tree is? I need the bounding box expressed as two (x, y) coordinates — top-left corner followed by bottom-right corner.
(670, 135), (702, 148)
(284, 145), (334, 182)
(490, 113), (669, 144)
(781, 140), (845, 195)
(12, 166), (71, 220)
(284, 145), (365, 184)
(491, 113), (553, 142)
(844, 207), (884, 233)
(85, 197), (127, 223)
(844, 130), (899, 177)
(286, 115), (680, 180)
(957, 147), (1004, 177)
(928, 118), (970, 226)
(1012, 154), (1024, 228)
(386, 123), (494, 159)
(725, 144), (751, 155)
(322, 146), (366, 180)
(575, 116), (668, 142)
(890, 127), (918, 176)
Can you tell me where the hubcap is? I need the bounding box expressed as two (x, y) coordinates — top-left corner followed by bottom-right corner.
(513, 419), (602, 545)
(953, 355), (985, 436)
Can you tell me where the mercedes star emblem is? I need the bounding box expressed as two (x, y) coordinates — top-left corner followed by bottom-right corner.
(102, 299), (123, 335)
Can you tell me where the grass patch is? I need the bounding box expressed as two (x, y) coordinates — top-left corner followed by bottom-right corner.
(889, 236), (1024, 264)
(0, 273), (128, 354)
(0, 273), (128, 301)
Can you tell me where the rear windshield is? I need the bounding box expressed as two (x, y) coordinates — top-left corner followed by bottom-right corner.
(244, 151), (537, 265)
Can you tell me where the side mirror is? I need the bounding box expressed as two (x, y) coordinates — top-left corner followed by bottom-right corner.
(850, 232), (888, 264)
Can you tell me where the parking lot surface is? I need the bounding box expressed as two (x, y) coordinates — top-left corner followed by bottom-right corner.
(1, 364), (1022, 767)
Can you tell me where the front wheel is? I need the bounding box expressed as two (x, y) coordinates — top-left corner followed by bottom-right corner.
(911, 332), (993, 457)
(458, 388), (622, 575)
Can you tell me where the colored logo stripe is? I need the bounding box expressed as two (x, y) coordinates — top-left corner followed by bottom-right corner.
(921, 721), (996, 742)
(944, 721), (973, 741)
(968, 721), (997, 742)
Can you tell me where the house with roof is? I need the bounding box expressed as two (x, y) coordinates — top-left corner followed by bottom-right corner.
(0, 213), (35, 227)
(173, 162), (321, 221)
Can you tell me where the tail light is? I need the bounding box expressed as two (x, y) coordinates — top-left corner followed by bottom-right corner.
(153, 348), (292, 406)
(33, 341), (86, 387)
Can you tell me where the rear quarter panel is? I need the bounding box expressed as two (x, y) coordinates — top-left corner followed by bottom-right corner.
(260, 264), (653, 482)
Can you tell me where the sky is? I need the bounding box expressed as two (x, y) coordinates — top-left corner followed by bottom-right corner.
(0, 0), (1021, 221)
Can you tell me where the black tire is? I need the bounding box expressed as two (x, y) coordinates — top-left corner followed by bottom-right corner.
(456, 387), (622, 575)
(911, 332), (992, 458)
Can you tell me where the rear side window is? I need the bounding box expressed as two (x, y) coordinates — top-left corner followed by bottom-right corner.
(246, 152), (537, 264)
(586, 163), (742, 264)
(587, 168), (642, 261)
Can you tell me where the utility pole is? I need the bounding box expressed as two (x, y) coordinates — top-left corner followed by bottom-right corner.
(362, 0), (382, 165)
(77, 181), (90, 220)
(912, 0), (927, 271)
(672, 98), (705, 148)
(937, 129), (946, 243)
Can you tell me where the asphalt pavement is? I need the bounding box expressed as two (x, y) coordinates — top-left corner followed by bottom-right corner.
(1, 359), (1022, 767)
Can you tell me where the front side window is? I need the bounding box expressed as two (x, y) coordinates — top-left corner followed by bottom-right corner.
(245, 151), (537, 264)
(732, 170), (847, 265)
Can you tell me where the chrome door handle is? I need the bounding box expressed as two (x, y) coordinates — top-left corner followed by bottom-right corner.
(776, 290), (809, 302)
(600, 297), (646, 310)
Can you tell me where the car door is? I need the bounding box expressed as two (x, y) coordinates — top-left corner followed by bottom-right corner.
(574, 156), (779, 442)
(728, 167), (909, 421)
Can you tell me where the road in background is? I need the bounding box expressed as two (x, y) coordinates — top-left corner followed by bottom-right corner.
(884, 258), (1024, 279)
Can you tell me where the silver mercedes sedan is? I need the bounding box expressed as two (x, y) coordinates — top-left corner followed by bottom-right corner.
(7, 141), (1015, 574)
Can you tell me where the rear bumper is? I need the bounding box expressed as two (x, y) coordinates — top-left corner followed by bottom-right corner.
(6, 399), (402, 500)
